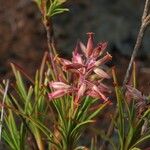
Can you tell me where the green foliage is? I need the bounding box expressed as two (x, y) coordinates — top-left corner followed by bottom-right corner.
(1, 40), (149, 150)
(34, 0), (69, 18)
(0, 38), (150, 150)
(0, 50), (109, 150)
(105, 68), (150, 150)
(2, 110), (26, 150)
(47, 0), (69, 17)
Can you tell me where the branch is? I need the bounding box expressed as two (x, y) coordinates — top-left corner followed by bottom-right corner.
(123, 0), (150, 86)
(44, 18), (56, 54)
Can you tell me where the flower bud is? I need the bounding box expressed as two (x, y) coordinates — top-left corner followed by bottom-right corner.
(86, 32), (94, 57)
(49, 82), (70, 90)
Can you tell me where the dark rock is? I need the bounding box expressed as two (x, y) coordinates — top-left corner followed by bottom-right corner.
(53, 0), (150, 56)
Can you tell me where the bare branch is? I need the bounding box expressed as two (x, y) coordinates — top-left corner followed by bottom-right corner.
(142, 0), (150, 21)
(44, 19), (56, 53)
(123, 0), (150, 86)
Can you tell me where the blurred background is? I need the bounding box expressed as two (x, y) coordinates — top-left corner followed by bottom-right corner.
(0, 0), (150, 92)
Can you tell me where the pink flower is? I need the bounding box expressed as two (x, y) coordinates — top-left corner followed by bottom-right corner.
(48, 33), (112, 104)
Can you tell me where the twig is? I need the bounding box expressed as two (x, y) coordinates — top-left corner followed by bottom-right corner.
(43, 18), (59, 80)
(100, 0), (150, 149)
(41, 0), (56, 54)
(44, 18), (56, 54)
(0, 80), (9, 140)
(123, 0), (150, 86)
(40, 0), (58, 79)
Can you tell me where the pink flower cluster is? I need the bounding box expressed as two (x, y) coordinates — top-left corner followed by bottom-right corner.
(48, 33), (112, 104)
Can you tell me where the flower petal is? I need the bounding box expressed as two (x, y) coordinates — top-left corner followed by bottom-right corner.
(87, 59), (95, 70)
(60, 58), (72, 65)
(91, 42), (108, 58)
(86, 90), (100, 99)
(49, 82), (71, 90)
(64, 63), (84, 70)
(75, 83), (86, 103)
(92, 85), (108, 101)
(94, 68), (110, 79)
(48, 89), (67, 100)
(95, 52), (112, 66)
(79, 41), (86, 56)
(98, 42), (108, 56)
(72, 47), (83, 64)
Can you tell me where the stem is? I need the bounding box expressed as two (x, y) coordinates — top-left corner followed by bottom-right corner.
(123, 24), (146, 86)
(40, 0), (56, 53)
(100, 0), (150, 149)
(44, 18), (56, 54)
(43, 18), (58, 80)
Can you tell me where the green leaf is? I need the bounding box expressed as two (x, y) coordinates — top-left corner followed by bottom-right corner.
(130, 133), (150, 149)
(87, 101), (109, 120)
(24, 86), (33, 114)
(2, 111), (24, 150)
(46, 0), (69, 17)
(70, 120), (95, 138)
(112, 68), (125, 149)
(74, 96), (93, 121)
(130, 148), (141, 150)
